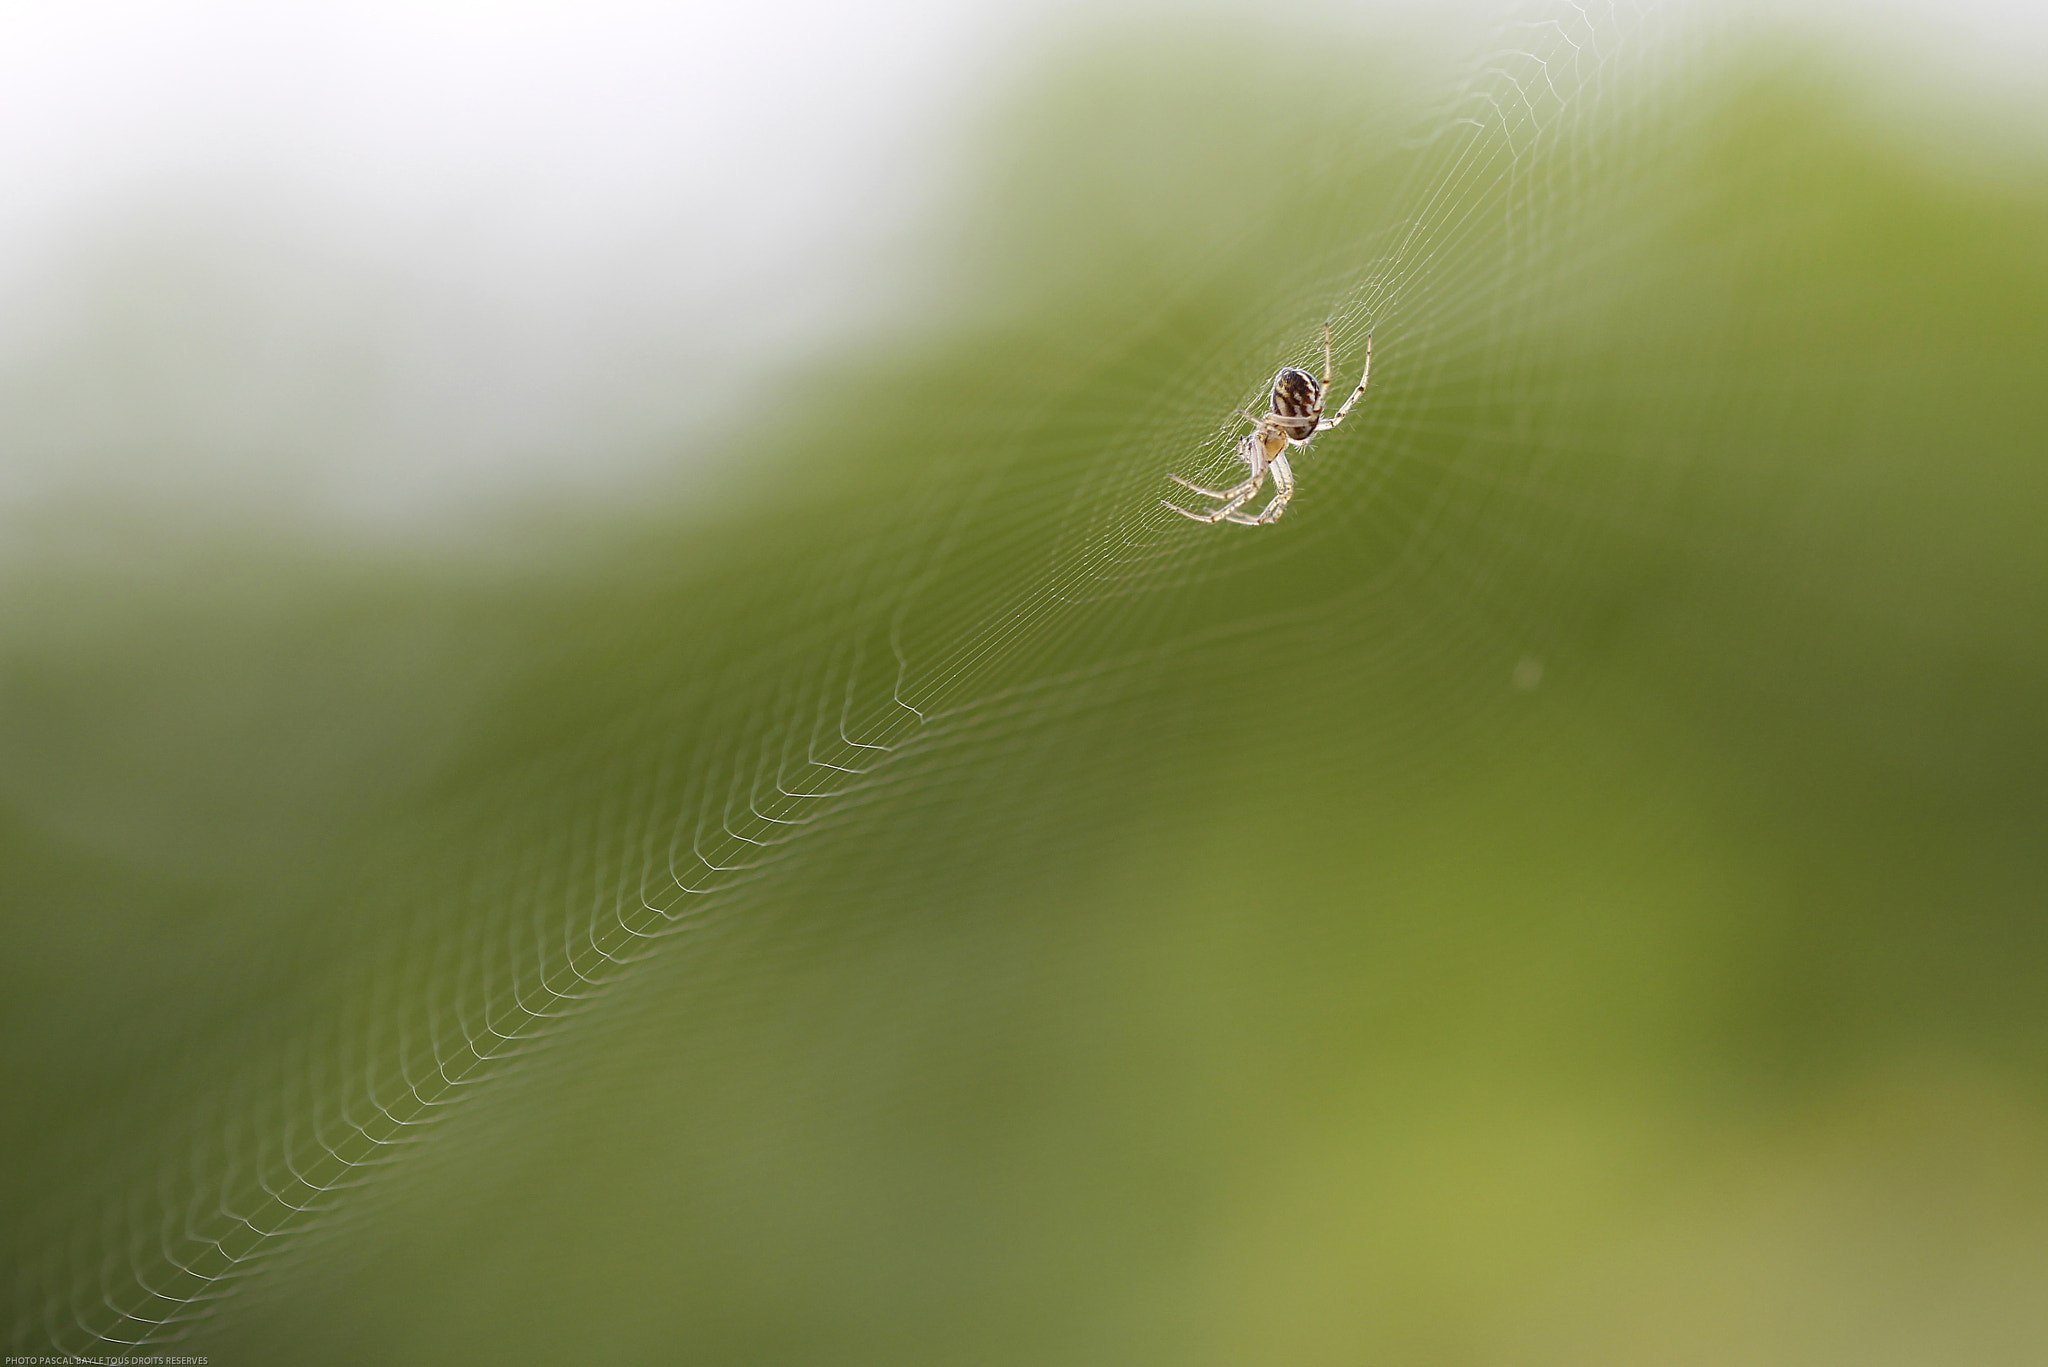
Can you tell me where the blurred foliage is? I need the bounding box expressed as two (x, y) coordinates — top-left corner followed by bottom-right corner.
(4, 25), (2048, 1367)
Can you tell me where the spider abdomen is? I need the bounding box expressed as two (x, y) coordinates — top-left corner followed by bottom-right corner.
(1270, 367), (1323, 440)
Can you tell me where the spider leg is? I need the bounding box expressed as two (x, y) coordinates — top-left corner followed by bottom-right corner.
(1315, 334), (1372, 432)
(1167, 472), (1244, 501)
(1225, 452), (1295, 525)
(1320, 322), (1334, 388)
(1165, 430), (1264, 502)
(1163, 441), (1268, 523)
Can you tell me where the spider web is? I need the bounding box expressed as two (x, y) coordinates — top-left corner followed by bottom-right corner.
(4, 0), (1768, 1355)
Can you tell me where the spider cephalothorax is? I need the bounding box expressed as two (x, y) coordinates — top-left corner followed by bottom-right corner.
(1163, 325), (1372, 526)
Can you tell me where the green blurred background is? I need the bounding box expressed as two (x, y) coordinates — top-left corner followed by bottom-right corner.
(4, 5), (2048, 1363)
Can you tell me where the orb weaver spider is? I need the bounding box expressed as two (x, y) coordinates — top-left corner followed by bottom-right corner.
(1162, 324), (1372, 525)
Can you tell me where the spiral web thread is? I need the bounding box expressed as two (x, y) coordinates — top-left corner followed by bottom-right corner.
(4, 1), (1718, 1352)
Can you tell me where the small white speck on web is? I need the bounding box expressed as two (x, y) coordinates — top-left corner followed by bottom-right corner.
(1513, 656), (1544, 691)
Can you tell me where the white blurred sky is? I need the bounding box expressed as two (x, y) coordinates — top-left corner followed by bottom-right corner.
(0, 0), (2040, 546)
(0, 0), (1067, 541)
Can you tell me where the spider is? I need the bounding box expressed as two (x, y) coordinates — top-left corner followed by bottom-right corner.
(1162, 324), (1372, 525)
